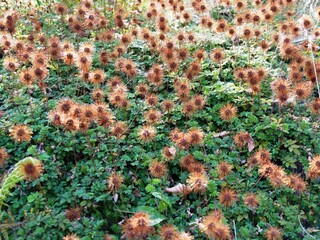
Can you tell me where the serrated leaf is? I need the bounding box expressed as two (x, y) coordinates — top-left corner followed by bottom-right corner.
(145, 184), (156, 193)
(152, 192), (172, 209)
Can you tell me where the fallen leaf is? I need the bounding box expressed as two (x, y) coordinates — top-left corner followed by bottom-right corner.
(247, 136), (255, 152)
(168, 146), (176, 156)
(213, 131), (230, 138)
(165, 183), (192, 195)
(113, 193), (118, 203)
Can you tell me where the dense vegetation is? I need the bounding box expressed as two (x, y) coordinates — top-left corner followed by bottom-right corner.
(0, 0), (320, 239)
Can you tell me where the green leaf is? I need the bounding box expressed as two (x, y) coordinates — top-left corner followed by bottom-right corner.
(27, 146), (38, 156)
(149, 217), (165, 226)
(27, 195), (36, 203)
(134, 206), (166, 225)
(193, 150), (204, 160)
(145, 184), (156, 193)
(152, 192), (172, 210)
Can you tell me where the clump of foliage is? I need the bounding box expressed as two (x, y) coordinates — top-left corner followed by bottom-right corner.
(0, 0), (320, 239)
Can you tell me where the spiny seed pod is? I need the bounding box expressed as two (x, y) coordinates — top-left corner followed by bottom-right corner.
(9, 124), (33, 142)
(186, 172), (208, 193)
(218, 188), (237, 207)
(17, 157), (43, 181)
(243, 193), (259, 209)
(65, 207), (81, 221)
(138, 125), (156, 142)
(217, 161), (233, 178)
(219, 103), (238, 121)
(63, 234), (79, 240)
(108, 172), (124, 192)
(199, 210), (232, 240)
(159, 224), (180, 240)
(265, 227), (282, 240)
(121, 212), (154, 239)
(149, 160), (167, 178)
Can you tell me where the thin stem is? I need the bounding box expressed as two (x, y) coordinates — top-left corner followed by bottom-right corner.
(85, 133), (97, 171)
(233, 220), (237, 240)
(114, 139), (121, 171)
(37, 180), (54, 219)
(114, 208), (135, 214)
(197, 192), (201, 215)
(279, 104), (284, 147)
(307, 33), (320, 97)
(251, 209), (255, 226)
(298, 215), (315, 239)
(72, 133), (77, 166)
(247, 40), (251, 65)
(249, 176), (263, 192)
(296, 102), (302, 144)
(103, 0), (106, 17)
(202, 144), (207, 157)
(252, 94), (255, 113)
(219, 63), (222, 79)
(313, 115), (319, 151)
(28, 91), (34, 124)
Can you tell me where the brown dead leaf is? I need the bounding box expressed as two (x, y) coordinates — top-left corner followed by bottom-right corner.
(165, 183), (192, 195)
(168, 146), (176, 156)
(247, 136), (255, 152)
(213, 131), (230, 138)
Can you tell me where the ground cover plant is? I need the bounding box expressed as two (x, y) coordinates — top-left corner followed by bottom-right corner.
(0, 0), (320, 239)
